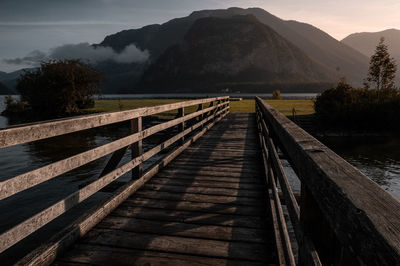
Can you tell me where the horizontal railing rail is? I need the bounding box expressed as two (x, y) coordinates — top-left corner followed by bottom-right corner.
(256, 96), (400, 266)
(0, 97), (229, 264)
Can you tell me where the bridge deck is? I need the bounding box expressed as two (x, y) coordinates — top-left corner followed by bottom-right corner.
(54, 113), (277, 265)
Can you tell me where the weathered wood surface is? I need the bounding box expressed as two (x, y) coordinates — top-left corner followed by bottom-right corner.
(14, 106), (228, 265)
(256, 97), (400, 265)
(0, 102), (226, 201)
(0, 97), (229, 148)
(54, 113), (278, 265)
(257, 104), (321, 266)
(0, 107), (229, 256)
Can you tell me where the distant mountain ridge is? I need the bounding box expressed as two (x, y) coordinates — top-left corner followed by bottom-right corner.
(139, 15), (336, 92)
(101, 7), (369, 89)
(342, 29), (400, 84)
(1, 7), (373, 94)
(342, 29), (400, 62)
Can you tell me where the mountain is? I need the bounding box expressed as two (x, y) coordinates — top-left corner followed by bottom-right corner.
(0, 69), (28, 94)
(342, 29), (400, 63)
(0, 81), (11, 94)
(139, 15), (336, 93)
(100, 7), (369, 89)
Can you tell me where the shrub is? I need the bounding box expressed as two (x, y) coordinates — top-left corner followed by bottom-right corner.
(272, 90), (282, 99)
(314, 80), (400, 130)
(13, 59), (103, 118)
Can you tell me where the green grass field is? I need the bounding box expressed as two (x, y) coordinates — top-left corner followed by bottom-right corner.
(88, 98), (315, 116)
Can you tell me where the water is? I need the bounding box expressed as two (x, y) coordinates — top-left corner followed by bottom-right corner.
(1, 94), (399, 201)
(0, 94), (399, 260)
(321, 136), (400, 199)
(95, 93), (318, 100)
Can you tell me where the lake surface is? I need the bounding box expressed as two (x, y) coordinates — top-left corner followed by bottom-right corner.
(0, 94), (399, 231)
(0, 94), (399, 262)
(94, 93), (318, 100)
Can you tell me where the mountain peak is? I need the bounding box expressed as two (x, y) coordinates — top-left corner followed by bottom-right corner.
(139, 15), (336, 93)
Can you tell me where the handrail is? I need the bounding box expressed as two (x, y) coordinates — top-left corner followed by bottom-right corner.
(0, 96), (228, 148)
(256, 96), (400, 265)
(0, 97), (230, 258)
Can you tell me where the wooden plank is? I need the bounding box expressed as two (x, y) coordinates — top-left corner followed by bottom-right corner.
(1, 109), (231, 254)
(154, 173), (264, 184)
(178, 107), (185, 145)
(257, 117), (295, 265)
(171, 160), (263, 169)
(166, 164), (262, 174)
(0, 104), (226, 201)
(141, 184), (264, 198)
(263, 130), (321, 265)
(257, 97), (400, 265)
(0, 97), (229, 148)
(99, 146), (130, 178)
(96, 216), (270, 243)
(55, 243), (266, 266)
(124, 198), (266, 216)
(133, 190), (264, 206)
(160, 169), (262, 179)
(80, 228), (272, 262)
(148, 177), (266, 190)
(166, 162), (260, 175)
(256, 117), (286, 266)
(15, 109), (229, 265)
(131, 117), (142, 178)
(269, 168), (296, 266)
(110, 206), (267, 228)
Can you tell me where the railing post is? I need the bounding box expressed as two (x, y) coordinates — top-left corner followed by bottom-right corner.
(178, 107), (185, 145)
(198, 103), (204, 128)
(216, 100), (221, 119)
(131, 117), (142, 179)
(299, 183), (356, 266)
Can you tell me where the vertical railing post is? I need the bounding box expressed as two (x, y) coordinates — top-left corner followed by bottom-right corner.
(216, 100), (221, 119)
(131, 117), (142, 179)
(178, 107), (185, 145)
(198, 103), (204, 128)
(299, 183), (355, 266)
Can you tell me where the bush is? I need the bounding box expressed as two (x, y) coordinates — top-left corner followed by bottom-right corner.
(12, 59), (103, 118)
(315, 80), (400, 130)
(2, 95), (28, 114)
(272, 89), (282, 99)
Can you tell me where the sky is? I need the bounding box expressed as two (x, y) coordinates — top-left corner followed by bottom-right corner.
(1, 0), (399, 72)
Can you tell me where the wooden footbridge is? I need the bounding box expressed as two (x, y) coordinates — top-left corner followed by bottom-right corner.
(1, 97), (400, 265)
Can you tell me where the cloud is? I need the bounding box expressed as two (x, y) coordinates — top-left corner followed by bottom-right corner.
(4, 50), (48, 66)
(3, 42), (149, 66)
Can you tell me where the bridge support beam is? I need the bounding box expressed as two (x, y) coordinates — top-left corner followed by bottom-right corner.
(178, 107), (185, 145)
(131, 117), (142, 179)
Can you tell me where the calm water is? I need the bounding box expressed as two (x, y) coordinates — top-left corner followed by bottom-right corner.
(94, 93), (318, 100)
(321, 136), (400, 199)
(0, 94), (399, 225)
(0, 94), (399, 261)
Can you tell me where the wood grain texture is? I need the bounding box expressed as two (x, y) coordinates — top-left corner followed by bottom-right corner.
(0, 97), (229, 148)
(54, 113), (278, 265)
(14, 104), (229, 265)
(256, 97), (400, 265)
(0, 103), (226, 201)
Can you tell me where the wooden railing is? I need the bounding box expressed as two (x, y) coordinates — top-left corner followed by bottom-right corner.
(256, 97), (400, 266)
(0, 97), (229, 264)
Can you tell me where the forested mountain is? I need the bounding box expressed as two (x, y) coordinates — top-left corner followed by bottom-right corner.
(139, 15), (336, 92)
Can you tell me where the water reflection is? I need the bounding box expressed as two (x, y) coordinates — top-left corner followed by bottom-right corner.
(321, 136), (400, 199)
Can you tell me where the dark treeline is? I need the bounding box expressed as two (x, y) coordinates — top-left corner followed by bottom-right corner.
(3, 60), (102, 121)
(315, 82), (400, 130)
(315, 37), (399, 131)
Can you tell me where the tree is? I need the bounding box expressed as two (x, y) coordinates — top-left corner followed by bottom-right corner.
(272, 89), (282, 99)
(16, 60), (103, 118)
(364, 37), (397, 91)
